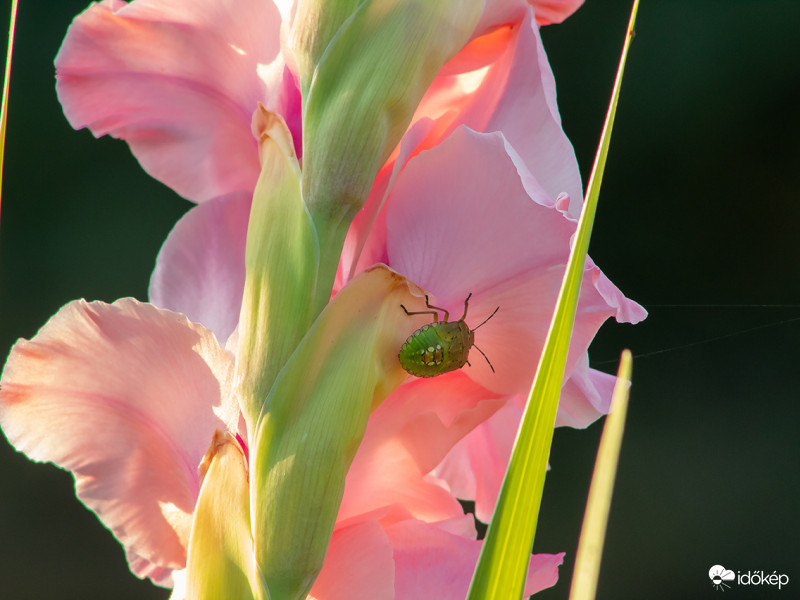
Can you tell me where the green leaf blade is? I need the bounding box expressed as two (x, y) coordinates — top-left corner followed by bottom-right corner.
(0, 0), (20, 217)
(570, 350), (633, 600)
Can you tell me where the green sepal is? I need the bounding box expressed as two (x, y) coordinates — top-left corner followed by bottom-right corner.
(185, 431), (269, 600)
(235, 106), (320, 429)
(250, 265), (425, 600)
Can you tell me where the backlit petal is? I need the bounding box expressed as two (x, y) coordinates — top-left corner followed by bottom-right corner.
(476, 0), (585, 33)
(340, 371), (504, 524)
(149, 193), (250, 345)
(55, 0), (297, 202)
(386, 517), (563, 598)
(434, 399), (523, 524)
(309, 520), (395, 600)
(416, 9), (583, 214)
(0, 299), (235, 584)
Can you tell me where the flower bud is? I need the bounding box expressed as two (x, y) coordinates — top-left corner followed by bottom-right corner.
(288, 0), (484, 295)
(185, 431), (267, 600)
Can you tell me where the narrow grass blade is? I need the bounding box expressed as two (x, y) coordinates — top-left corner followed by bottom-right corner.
(570, 350), (633, 600)
(0, 0), (19, 217)
(466, 1), (641, 598)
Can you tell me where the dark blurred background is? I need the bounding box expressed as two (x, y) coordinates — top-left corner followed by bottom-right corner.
(1, 1), (798, 599)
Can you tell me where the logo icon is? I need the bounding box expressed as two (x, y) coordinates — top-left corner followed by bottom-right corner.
(709, 565), (735, 591)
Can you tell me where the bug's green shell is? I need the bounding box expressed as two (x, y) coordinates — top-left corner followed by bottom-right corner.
(398, 320), (474, 378)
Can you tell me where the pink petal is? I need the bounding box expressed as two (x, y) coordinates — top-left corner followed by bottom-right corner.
(340, 371), (505, 524)
(588, 257), (649, 324)
(531, 0), (586, 25)
(149, 192), (250, 345)
(386, 128), (564, 295)
(386, 518), (563, 598)
(476, 0), (585, 33)
(55, 0), (299, 202)
(0, 299), (235, 585)
(416, 9), (583, 215)
(524, 551), (565, 596)
(309, 520), (395, 600)
(556, 354), (619, 429)
(434, 399), (524, 524)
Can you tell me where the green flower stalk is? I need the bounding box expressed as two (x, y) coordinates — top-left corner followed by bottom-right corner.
(230, 108), (426, 598)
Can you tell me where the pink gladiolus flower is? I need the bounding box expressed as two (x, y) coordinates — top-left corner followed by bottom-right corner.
(0, 298), (563, 597)
(43, 0), (646, 591)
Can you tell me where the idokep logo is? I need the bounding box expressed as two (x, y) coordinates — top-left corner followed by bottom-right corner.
(709, 565), (735, 591)
(709, 564), (790, 592)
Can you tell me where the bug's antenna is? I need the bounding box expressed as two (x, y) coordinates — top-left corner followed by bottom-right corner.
(473, 344), (495, 373)
(458, 292), (473, 321)
(472, 306), (499, 331)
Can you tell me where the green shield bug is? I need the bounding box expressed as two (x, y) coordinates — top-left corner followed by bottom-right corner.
(398, 293), (499, 378)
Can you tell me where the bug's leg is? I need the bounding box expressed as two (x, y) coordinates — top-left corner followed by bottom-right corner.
(400, 301), (441, 323)
(472, 305), (499, 331)
(473, 344), (495, 373)
(457, 293), (473, 321)
(423, 295), (449, 322)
